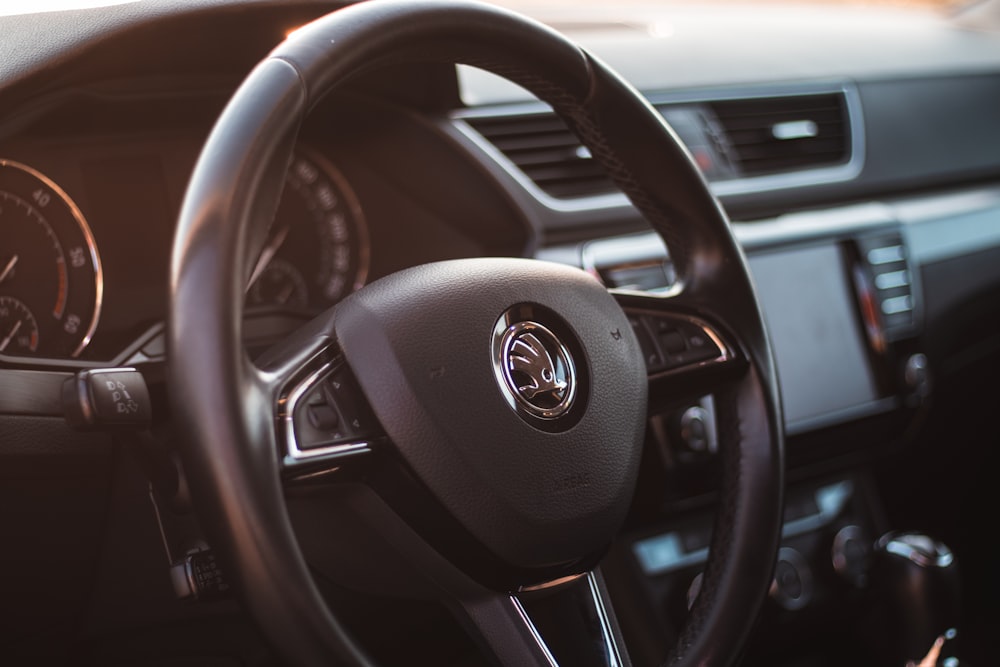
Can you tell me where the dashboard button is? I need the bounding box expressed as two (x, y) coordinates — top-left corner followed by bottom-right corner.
(769, 547), (812, 611)
(679, 406), (710, 453)
(832, 525), (872, 588)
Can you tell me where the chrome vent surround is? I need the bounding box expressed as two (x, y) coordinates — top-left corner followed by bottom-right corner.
(456, 86), (862, 202)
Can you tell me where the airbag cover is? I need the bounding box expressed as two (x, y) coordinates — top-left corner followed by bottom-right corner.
(334, 258), (647, 569)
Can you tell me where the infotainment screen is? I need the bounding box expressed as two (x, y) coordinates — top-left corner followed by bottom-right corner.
(747, 243), (880, 432)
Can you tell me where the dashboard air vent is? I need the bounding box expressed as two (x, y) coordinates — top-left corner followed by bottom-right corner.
(459, 88), (858, 200)
(707, 93), (850, 177)
(463, 113), (617, 199)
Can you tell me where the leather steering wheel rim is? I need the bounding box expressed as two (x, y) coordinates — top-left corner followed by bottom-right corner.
(168, 1), (785, 665)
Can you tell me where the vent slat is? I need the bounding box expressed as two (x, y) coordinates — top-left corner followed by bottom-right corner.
(524, 162), (610, 182)
(502, 150), (586, 167)
(533, 177), (617, 199)
(725, 122), (845, 140)
(490, 135), (581, 153)
(718, 113), (843, 131)
(470, 116), (570, 135)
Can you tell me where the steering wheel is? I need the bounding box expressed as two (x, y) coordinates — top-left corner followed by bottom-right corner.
(168, 1), (784, 665)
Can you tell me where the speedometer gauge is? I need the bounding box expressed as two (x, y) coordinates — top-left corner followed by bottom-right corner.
(247, 151), (369, 311)
(0, 160), (102, 358)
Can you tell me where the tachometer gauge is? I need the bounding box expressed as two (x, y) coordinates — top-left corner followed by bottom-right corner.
(247, 151), (369, 311)
(0, 160), (102, 358)
(247, 258), (308, 309)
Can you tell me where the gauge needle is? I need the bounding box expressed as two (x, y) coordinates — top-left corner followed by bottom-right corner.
(0, 319), (22, 352)
(247, 223), (291, 292)
(0, 255), (18, 284)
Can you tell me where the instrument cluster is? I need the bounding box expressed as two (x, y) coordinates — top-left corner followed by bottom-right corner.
(0, 149), (370, 364)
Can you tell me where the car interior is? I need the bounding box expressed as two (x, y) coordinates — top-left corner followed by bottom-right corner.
(0, 0), (998, 665)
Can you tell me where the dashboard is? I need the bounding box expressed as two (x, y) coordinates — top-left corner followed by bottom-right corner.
(0, 1), (999, 666)
(0, 86), (525, 367)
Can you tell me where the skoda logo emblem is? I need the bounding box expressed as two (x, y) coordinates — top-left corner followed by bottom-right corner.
(492, 319), (577, 420)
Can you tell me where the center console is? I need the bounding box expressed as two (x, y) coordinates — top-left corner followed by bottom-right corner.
(543, 215), (956, 665)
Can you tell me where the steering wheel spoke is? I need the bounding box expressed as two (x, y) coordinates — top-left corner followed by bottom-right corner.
(251, 313), (383, 481)
(276, 354), (382, 479)
(453, 571), (628, 667)
(613, 291), (749, 403)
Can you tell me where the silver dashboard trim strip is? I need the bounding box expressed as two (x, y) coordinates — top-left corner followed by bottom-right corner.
(541, 183), (1000, 266)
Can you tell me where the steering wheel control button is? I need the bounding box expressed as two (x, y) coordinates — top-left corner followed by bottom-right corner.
(306, 403), (339, 431)
(492, 317), (577, 422)
(668, 321), (721, 365)
(628, 315), (664, 371)
(294, 388), (349, 449)
(62, 367), (152, 430)
(322, 368), (371, 436)
(660, 329), (687, 355)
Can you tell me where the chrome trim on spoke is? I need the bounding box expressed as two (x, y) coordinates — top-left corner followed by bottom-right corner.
(280, 358), (371, 463)
(585, 572), (625, 667)
(512, 572), (624, 667)
(508, 596), (560, 667)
